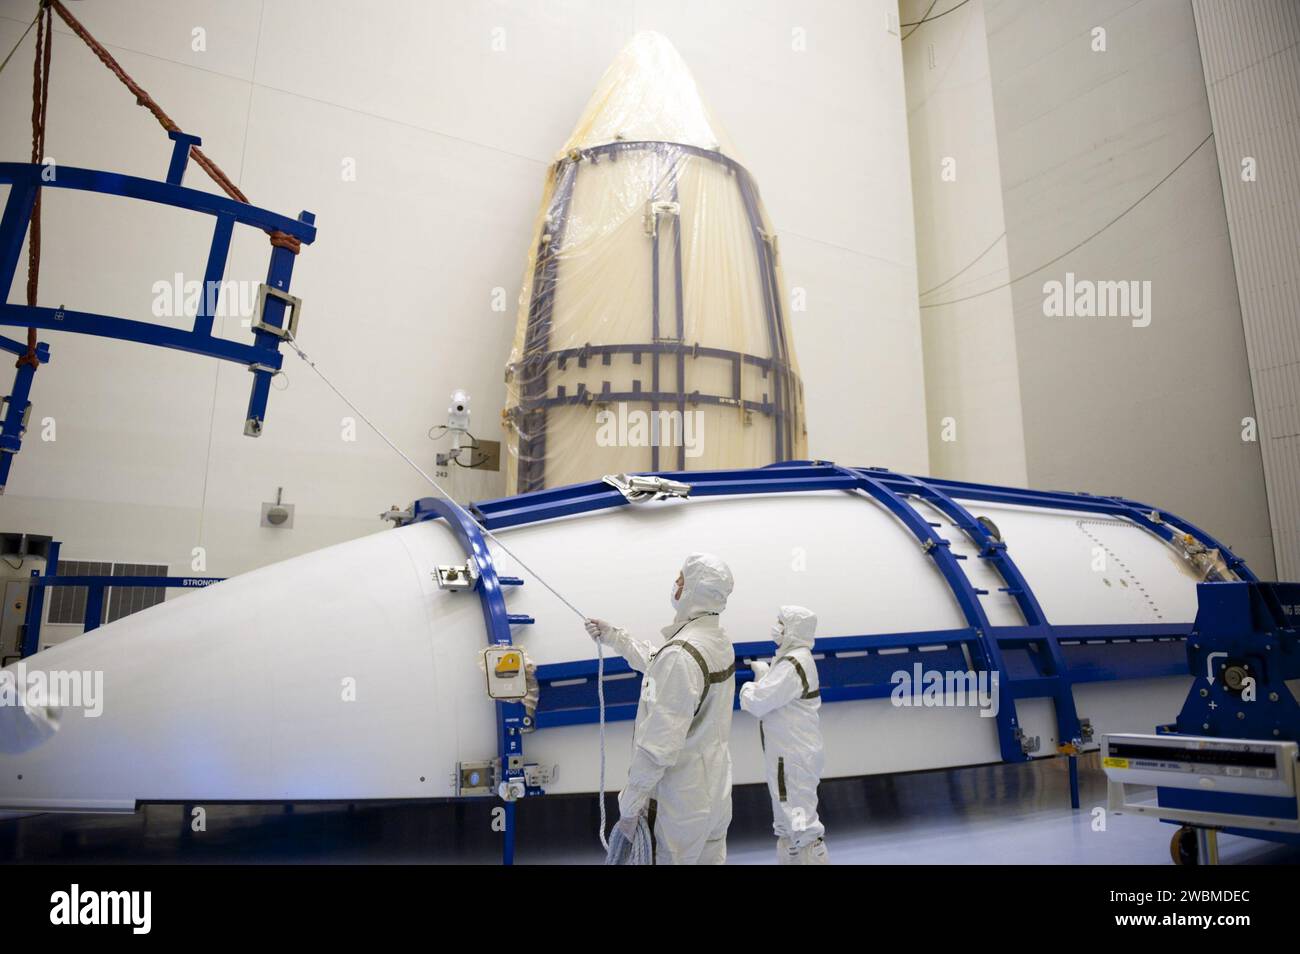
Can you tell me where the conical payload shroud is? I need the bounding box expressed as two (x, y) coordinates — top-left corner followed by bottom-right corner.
(504, 32), (807, 492)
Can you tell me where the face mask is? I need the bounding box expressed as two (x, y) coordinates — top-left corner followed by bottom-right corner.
(771, 623), (784, 643)
(670, 579), (683, 609)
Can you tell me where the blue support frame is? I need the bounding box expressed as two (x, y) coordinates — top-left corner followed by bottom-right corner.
(827, 464), (1029, 762)
(0, 147), (317, 489)
(408, 496), (537, 866)
(1145, 580), (1300, 846)
(455, 460), (1253, 793)
(531, 624), (1186, 719)
(886, 469), (1086, 753)
(1172, 581), (1300, 741)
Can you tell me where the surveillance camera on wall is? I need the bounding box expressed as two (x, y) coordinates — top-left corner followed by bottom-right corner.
(448, 390), (471, 433)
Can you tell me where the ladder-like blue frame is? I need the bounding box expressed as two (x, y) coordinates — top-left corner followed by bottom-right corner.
(407, 495), (537, 866)
(0, 131), (317, 492)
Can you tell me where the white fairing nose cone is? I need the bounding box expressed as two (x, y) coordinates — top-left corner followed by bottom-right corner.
(0, 466), (1242, 812)
(0, 525), (470, 810)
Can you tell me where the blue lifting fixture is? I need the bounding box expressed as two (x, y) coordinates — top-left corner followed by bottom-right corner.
(0, 0), (317, 493)
(0, 151), (317, 492)
(404, 459), (1255, 862)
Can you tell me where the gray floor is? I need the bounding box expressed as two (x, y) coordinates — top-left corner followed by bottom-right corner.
(3, 754), (1296, 864)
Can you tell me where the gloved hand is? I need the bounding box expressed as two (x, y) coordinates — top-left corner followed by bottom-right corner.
(614, 813), (641, 840)
(750, 660), (771, 680)
(585, 618), (611, 642)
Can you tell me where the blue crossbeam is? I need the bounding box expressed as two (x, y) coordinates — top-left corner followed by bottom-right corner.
(19, 565), (224, 656)
(531, 624), (1193, 729)
(0, 163), (316, 241)
(24, 575), (222, 588)
(0, 305), (278, 367)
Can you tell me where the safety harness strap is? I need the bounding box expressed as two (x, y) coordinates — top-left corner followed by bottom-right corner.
(778, 655), (821, 700)
(658, 639), (735, 715)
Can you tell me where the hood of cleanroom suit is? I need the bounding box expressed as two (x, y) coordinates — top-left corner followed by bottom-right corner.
(671, 552), (734, 624)
(775, 604), (817, 653)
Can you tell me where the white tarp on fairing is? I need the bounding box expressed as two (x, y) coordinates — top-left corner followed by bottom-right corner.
(504, 32), (807, 492)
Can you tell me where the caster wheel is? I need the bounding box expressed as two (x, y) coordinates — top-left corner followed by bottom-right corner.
(1170, 825), (1199, 865)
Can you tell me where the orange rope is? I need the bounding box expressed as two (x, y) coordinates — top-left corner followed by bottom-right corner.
(16, 0), (51, 371)
(44, 0), (299, 252)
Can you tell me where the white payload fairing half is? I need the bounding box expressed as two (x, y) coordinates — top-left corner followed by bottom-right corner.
(0, 461), (1248, 812)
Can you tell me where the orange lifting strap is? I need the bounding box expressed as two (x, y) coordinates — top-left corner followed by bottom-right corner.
(17, 0), (301, 369)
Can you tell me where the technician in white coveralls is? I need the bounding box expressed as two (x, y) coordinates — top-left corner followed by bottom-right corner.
(739, 605), (830, 864)
(585, 553), (736, 864)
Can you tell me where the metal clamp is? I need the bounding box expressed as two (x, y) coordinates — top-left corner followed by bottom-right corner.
(602, 473), (692, 503)
(0, 396), (31, 438)
(435, 561), (479, 591)
(252, 283), (302, 340)
(643, 199), (680, 236)
(1015, 726), (1042, 755)
(380, 505), (414, 527)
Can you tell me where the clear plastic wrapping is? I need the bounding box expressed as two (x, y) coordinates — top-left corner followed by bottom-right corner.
(503, 32), (807, 493)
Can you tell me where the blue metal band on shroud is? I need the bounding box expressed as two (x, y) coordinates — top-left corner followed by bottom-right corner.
(408, 496), (540, 865)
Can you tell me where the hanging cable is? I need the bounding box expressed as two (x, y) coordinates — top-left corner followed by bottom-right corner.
(280, 331), (615, 852)
(0, 5), (41, 77)
(920, 132), (1213, 309)
(901, 0), (973, 33)
(918, 230), (1006, 298)
(901, 0), (938, 41)
(596, 636), (610, 851)
(282, 332), (586, 619)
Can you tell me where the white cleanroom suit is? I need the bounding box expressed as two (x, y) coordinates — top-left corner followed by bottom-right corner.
(585, 553), (736, 865)
(739, 605), (829, 865)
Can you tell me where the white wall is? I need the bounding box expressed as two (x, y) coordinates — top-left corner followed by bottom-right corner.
(1192, 0), (1300, 579)
(902, 0), (1276, 577)
(902, 0), (1028, 485)
(983, 0), (1275, 578)
(0, 0), (925, 580)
